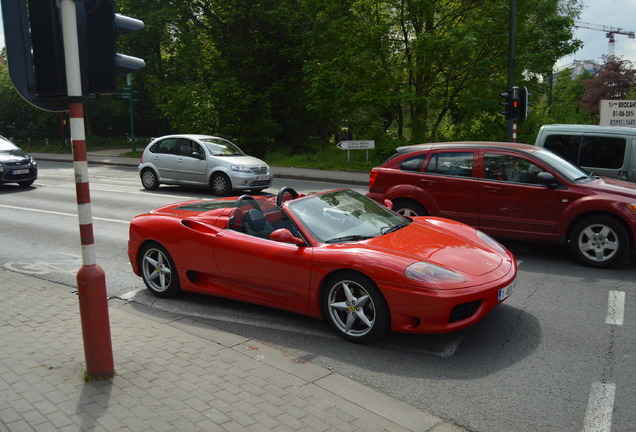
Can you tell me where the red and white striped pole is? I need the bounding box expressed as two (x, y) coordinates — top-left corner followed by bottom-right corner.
(512, 121), (517, 143)
(61, 0), (114, 377)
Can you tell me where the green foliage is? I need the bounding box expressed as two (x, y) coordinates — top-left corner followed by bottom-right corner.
(1, 0), (587, 163)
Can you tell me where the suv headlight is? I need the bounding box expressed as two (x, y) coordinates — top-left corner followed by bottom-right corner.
(231, 165), (251, 173)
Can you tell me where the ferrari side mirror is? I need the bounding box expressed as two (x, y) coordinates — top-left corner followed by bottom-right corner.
(270, 228), (305, 246)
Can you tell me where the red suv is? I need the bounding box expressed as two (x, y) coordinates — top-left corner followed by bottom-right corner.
(367, 142), (636, 268)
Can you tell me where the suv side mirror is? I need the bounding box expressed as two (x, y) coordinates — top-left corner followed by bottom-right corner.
(537, 172), (557, 187)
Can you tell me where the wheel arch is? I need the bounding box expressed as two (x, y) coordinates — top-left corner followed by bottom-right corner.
(207, 167), (232, 184)
(317, 268), (390, 318)
(383, 184), (437, 215)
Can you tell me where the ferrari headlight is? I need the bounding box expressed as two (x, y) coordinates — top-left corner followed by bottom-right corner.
(231, 165), (251, 173)
(627, 203), (636, 215)
(405, 262), (466, 284)
(476, 230), (506, 253)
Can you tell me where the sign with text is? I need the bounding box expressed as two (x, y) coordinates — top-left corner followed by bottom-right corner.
(337, 140), (375, 150)
(600, 100), (636, 127)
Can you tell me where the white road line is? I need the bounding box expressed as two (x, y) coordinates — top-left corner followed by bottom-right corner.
(0, 204), (128, 224)
(606, 290), (625, 326)
(583, 382), (615, 432)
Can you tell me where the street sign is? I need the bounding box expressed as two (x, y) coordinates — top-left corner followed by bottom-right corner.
(337, 140), (375, 150)
(600, 100), (636, 127)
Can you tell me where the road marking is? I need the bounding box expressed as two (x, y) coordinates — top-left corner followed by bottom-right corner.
(0, 204), (128, 224)
(606, 290), (625, 325)
(583, 382), (615, 432)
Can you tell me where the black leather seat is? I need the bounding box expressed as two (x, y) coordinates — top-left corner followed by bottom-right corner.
(243, 209), (274, 239)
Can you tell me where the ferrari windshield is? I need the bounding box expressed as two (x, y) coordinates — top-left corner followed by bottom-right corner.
(287, 189), (409, 243)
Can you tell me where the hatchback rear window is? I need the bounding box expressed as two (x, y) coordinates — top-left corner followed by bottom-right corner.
(399, 155), (426, 172)
(424, 152), (473, 177)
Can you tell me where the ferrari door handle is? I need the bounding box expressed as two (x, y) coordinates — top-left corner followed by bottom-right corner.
(483, 186), (500, 192)
(420, 179), (436, 186)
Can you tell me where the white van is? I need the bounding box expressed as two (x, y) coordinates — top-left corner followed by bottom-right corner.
(535, 124), (636, 182)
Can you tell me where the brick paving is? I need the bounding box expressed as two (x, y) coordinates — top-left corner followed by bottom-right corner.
(0, 269), (467, 432)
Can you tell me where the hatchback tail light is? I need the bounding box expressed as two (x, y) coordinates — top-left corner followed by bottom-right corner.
(369, 170), (379, 189)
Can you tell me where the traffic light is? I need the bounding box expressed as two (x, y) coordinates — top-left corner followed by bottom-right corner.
(0, 0), (144, 111)
(499, 90), (511, 119)
(510, 89), (521, 121)
(518, 86), (531, 123)
(499, 87), (526, 121)
(82, 0), (146, 95)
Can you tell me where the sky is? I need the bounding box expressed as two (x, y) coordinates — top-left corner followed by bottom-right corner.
(557, 0), (636, 68)
(0, 0), (635, 69)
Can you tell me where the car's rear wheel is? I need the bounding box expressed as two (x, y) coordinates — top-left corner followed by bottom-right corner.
(140, 169), (160, 190)
(393, 200), (427, 217)
(569, 216), (628, 268)
(139, 242), (181, 297)
(323, 271), (389, 343)
(210, 172), (232, 196)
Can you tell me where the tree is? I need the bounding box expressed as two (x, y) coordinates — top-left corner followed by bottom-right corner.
(580, 56), (636, 119)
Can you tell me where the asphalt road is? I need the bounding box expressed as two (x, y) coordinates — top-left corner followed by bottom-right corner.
(2, 161), (635, 432)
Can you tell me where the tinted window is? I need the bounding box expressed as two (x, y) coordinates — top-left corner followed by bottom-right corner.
(399, 154), (425, 172)
(580, 136), (626, 169)
(152, 138), (177, 155)
(178, 140), (204, 158)
(424, 152), (473, 177)
(543, 134), (580, 164)
(484, 153), (543, 185)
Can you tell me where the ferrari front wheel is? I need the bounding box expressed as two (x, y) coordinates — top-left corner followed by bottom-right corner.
(139, 242), (181, 298)
(323, 272), (389, 343)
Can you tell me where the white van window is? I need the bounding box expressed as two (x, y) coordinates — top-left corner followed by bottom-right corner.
(580, 136), (626, 169)
(544, 134), (626, 170)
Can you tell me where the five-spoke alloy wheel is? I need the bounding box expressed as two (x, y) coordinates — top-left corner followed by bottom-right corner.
(569, 216), (628, 268)
(323, 272), (389, 343)
(139, 242), (180, 297)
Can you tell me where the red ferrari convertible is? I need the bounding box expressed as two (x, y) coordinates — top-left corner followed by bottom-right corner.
(128, 187), (517, 342)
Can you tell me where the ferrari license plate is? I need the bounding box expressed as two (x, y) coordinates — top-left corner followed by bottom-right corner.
(12, 169), (29, 175)
(498, 282), (514, 301)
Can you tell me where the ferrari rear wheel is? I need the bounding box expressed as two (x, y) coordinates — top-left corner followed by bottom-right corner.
(323, 272), (389, 343)
(139, 242), (181, 298)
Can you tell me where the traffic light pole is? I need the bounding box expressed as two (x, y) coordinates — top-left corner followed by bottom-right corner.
(505, 0), (517, 142)
(60, 0), (114, 378)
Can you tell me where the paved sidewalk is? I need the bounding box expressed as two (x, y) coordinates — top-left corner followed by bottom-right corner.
(0, 269), (467, 432)
(30, 150), (371, 186)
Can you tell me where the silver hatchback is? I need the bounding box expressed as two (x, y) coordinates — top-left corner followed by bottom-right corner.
(138, 134), (272, 195)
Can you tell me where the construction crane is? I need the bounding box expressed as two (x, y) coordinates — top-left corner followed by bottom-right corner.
(574, 22), (635, 57)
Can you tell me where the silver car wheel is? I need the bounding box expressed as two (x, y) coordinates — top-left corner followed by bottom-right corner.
(211, 173), (231, 196)
(140, 243), (180, 297)
(569, 216), (628, 268)
(140, 169), (159, 190)
(325, 275), (388, 342)
(576, 224), (620, 262)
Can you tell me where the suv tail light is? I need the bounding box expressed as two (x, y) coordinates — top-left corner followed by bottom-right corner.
(369, 170), (379, 189)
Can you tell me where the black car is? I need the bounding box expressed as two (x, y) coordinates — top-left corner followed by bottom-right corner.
(0, 136), (38, 187)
